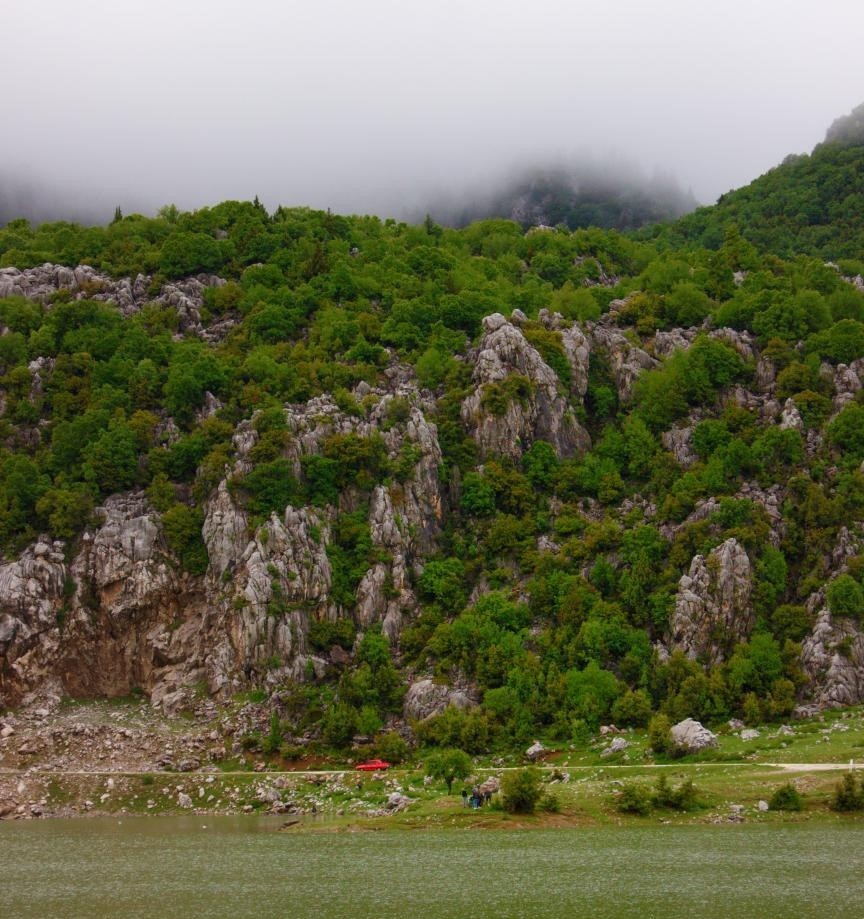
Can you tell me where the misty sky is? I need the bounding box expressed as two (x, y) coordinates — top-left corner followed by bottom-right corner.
(5, 0), (864, 220)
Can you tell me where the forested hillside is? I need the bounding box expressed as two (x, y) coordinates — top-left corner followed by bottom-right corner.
(648, 103), (864, 260)
(3, 115), (864, 757)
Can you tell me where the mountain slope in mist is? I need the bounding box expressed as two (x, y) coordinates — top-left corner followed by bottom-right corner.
(428, 164), (697, 231)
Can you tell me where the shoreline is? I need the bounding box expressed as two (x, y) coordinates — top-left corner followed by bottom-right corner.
(2, 760), (860, 827)
(4, 699), (864, 826)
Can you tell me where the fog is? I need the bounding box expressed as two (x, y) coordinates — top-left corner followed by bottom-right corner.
(4, 0), (864, 225)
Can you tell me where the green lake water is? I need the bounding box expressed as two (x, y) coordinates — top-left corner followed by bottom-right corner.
(2, 817), (863, 918)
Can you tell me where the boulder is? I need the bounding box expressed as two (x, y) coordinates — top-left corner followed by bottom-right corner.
(478, 776), (500, 795)
(525, 740), (546, 761)
(385, 792), (412, 812)
(670, 718), (718, 753)
(601, 737), (630, 757)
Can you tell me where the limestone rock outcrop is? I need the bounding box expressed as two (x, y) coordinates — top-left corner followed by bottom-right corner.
(586, 323), (657, 401)
(461, 313), (590, 460)
(0, 541), (67, 704)
(832, 361), (864, 413)
(669, 538), (753, 663)
(0, 264), (226, 340)
(662, 422), (698, 467)
(403, 679), (475, 722)
(779, 398), (804, 431)
(61, 494), (199, 701)
(801, 609), (864, 707)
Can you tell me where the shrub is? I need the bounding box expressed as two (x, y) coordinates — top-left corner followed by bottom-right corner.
(307, 618), (356, 652)
(652, 774), (700, 810)
(648, 713), (674, 755)
(375, 730), (409, 765)
(831, 773), (864, 812)
(322, 703), (357, 748)
(826, 574), (864, 621)
(240, 458), (302, 520)
(261, 712), (283, 755)
(539, 791), (561, 813)
(501, 767), (543, 814)
(615, 782), (652, 815)
(611, 689), (652, 727)
(481, 374), (533, 416)
(161, 503), (208, 575)
(769, 782), (803, 812)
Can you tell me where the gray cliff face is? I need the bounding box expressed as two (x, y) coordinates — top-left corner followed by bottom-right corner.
(0, 541), (67, 704)
(53, 494), (203, 704)
(0, 495), (205, 708)
(801, 610), (864, 707)
(460, 312), (590, 460)
(0, 370), (448, 710)
(209, 504), (332, 690)
(402, 679), (475, 721)
(669, 538), (753, 663)
(197, 381), (446, 697)
(799, 527), (864, 708)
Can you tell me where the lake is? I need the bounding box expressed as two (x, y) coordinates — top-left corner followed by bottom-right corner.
(1, 817), (862, 918)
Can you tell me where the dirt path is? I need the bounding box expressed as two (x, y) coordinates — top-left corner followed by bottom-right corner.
(766, 762), (862, 772)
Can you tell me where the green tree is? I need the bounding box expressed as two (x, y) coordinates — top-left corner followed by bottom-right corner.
(648, 713), (674, 755)
(82, 421), (138, 494)
(826, 574), (864, 621)
(161, 504), (208, 575)
(425, 748), (472, 794)
(159, 231), (223, 277)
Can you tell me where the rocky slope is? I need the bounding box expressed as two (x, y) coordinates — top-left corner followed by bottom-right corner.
(2, 257), (864, 731)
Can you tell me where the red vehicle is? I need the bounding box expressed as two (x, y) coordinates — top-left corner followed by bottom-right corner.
(355, 758), (391, 771)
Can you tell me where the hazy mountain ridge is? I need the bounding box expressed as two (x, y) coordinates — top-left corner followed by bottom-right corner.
(427, 164), (697, 232)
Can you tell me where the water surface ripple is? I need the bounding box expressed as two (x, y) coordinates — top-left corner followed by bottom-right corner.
(2, 817), (862, 918)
